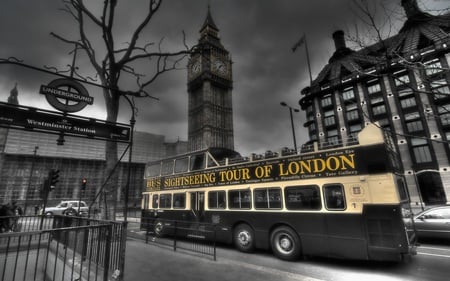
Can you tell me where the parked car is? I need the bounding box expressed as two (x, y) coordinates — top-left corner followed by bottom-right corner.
(42, 200), (89, 216)
(413, 205), (450, 241)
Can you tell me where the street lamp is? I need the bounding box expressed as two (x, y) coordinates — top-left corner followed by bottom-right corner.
(280, 102), (300, 152)
(24, 145), (39, 214)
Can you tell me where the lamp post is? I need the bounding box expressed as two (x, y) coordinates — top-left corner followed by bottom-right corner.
(280, 102), (300, 152)
(24, 145), (38, 215)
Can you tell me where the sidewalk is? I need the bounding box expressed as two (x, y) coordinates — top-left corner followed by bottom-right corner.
(123, 221), (324, 281)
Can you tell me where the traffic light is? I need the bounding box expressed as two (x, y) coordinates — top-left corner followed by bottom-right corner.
(49, 169), (60, 190)
(81, 178), (87, 190)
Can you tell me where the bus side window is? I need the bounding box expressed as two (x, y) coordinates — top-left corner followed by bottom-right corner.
(285, 185), (321, 210)
(324, 184), (346, 210)
(209, 191), (226, 209)
(254, 188), (282, 209)
(228, 189), (251, 209)
(173, 193), (186, 209)
(143, 194), (150, 209)
(160, 194), (172, 209)
(152, 194), (159, 209)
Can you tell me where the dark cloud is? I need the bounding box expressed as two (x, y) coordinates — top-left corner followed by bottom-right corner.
(0, 0), (445, 156)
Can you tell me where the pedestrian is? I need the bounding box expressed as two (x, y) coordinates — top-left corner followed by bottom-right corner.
(34, 205), (39, 215)
(0, 204), (9, 233)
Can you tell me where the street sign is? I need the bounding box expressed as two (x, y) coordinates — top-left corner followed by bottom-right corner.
(0, 101), (131, 142)
(39, 78), (94, 113)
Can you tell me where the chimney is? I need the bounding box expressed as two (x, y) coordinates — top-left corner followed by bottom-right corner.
(401, 0), (421, 19)
(332, 30), (346, 50)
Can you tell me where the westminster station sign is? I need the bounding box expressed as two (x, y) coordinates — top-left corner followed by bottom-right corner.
(0, 101), (131, 142)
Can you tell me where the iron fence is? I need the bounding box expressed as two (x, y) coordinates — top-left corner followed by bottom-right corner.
(141, 218), (216, 261)
(0, 215), (126, 281)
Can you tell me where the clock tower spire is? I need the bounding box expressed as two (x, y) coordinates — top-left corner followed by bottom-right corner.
(187, 5), (234, 152)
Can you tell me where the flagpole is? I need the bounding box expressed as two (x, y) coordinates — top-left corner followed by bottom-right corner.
(303, 34), (313, 85)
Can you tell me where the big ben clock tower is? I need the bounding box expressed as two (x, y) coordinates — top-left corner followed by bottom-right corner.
(187, 6), (234, 151)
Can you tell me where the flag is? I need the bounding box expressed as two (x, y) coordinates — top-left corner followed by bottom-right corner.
(291, 35), (306, 52)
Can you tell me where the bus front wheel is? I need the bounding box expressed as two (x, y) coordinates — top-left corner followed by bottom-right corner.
(153, 219), (165, 237)
(233, 224), (255, 253)
(270, 226), (301, 261)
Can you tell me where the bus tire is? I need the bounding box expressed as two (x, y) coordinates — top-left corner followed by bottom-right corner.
(270, 226), (301, 261)
(233, 223), (255, 253)
(154, 219), (165, 237)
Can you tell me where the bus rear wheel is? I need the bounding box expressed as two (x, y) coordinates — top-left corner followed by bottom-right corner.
(270, 226), (301, 261)
(233, 224), (255, 253)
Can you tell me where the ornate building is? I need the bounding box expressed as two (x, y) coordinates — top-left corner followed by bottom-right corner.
(187, 7), (234, 151)
(299, 0), (450, 206)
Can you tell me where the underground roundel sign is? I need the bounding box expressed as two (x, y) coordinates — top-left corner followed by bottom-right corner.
(40, 78), (94, 113)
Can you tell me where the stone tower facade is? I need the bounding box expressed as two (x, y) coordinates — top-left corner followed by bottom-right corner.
(187, 7), (234, 151)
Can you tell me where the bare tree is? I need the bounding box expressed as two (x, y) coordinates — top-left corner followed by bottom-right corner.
(51, 0), (194, 219)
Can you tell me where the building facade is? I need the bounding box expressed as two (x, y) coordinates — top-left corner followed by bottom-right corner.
(187, 7), (235, 151)
(299, 0), (450, 206)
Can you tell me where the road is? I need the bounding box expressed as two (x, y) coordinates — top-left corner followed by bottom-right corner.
(125, 230), (450, 281)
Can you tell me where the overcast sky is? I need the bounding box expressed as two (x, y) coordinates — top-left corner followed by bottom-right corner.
(0, 0), (448, 156)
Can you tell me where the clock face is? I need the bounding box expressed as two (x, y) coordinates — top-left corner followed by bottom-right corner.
(213, 59), (227, 75)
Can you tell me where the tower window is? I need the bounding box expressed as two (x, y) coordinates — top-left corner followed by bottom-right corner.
(342, 87), (355, 101)
(372, 104), (387, 115)
(400, 97), (417, 109)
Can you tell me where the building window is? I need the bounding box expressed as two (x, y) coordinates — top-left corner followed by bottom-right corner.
(327, 129), (339, 144)
(367, 82), (381, 94)
(394, 72), (410, 87)
(306, 105), (314, 114)
(411, 138), (432, 163)
(346, 109), (359, 121)
(406, 119), (423, 133)
(400, 97), (417, 109)
(342, 87), (355, 101)
(372, 104), (386, 115)
(370, 96), (384, 105)
(323, 110), (336, 126)
(321, 95), (333, 107)
(438, 104), (450, 126)
(425, 59), (443, 76)
(430, 79), (450, 100)
(398, 88), (414, 97)
(349, 124), (362, 138)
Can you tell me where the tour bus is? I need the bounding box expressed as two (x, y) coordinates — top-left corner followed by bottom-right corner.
(141, 124), (416, 261)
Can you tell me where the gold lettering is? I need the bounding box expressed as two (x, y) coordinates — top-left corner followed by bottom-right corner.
(312, 158), (326, 173)
(340, 154), (355, 170)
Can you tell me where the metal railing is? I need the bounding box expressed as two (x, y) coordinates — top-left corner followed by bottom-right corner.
(0, 215), (126, 281)
(141, 218), (216, 261)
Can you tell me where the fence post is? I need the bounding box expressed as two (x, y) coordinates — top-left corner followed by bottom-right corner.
(103, 224), (112, 281)
(213, 225), (217, 261)
(173, 221), (177, 252)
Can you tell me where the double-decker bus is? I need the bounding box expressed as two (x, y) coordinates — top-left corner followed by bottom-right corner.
(141, 124), (416, 261)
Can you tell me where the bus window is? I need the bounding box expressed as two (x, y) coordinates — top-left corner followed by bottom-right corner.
(208, 191), (226, 209)
(228, 190), (251, 209)
(161, 160), (174, 175)
(190, 154), (205, 171)
(173, 193), (186, 209)
(324, 184), (346, 210)
(254, 188), (282, 209)
(160, 194), (172, 208)
(146, 163), (161, 177)
(152, 194), (159, 209)
(285, 185), (321, 210)
(175, 157), (189, 173)
(143, 194), (150, 209)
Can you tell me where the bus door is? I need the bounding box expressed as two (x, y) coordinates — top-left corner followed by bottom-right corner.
(190, 191), (205, 222)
